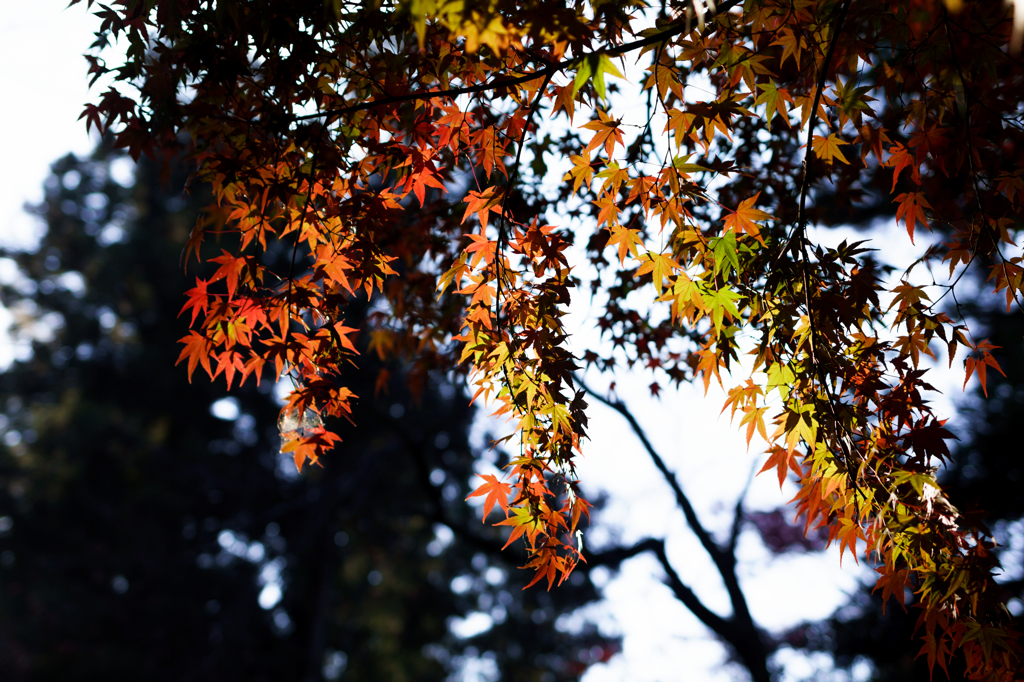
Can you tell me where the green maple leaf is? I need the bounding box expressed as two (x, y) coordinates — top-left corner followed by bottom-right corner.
(573, 53), (625, 100)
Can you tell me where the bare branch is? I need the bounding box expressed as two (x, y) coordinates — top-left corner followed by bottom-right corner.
(576, 375), (769, 678)
(728, 461), (758, 557)
(649, 539), (734, 639)
(586, 537), (663, 568)
(583, 537), (732, 643)
(577, 375), (729, 567)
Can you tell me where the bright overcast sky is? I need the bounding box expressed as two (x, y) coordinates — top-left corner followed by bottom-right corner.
(0, 1), (107, 367)
(1, 1), (104, 251)
(0, 4), (883, 681)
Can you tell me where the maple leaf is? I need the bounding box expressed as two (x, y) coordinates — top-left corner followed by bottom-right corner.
(885, 142), (920, 190)
(964, 340), (1006, 397)
(181, 218), (206, 269)
(759, 447), (802, 489)
(660, 271), (707, 324)
(832, 77), (874, 125)
(834, 517), (865, 566)
(462, 186), (504, 232)
(777, 402), (816, 454)
(605, 225), (643, 264)
(917, 628), (954, 678)
(179, 278), (210, 327)
(240, 353), (267, 387)
(408, 161), (447, 206)
(175, 331), (213, 382)
(856, 122), (891, 163)
(694, 346), (723, 394)
(811, 134), (850, 165)
(644, 58), (684, 101)
(208, 250), (249, 300)
(496, 506), (543, 550)
(723, 192), (771, 244)
(282, 428), (342, 472)
(771, 28), (806, 69)
(634, 251), (679, 296)
(704, 285), (743, 334)
(873, 567), (910, 611)
(467, 473), (513, 522)
(595, 161), (630, 195)
(738, 405), (769, 448)
(463, 233), (498, 268)
(436, 252), (469, 295)
(434, 107), (473, 152)
(212, 350), (246, 389)
(893, 191), (932, 244)
(888, 281), (930, 314)
(665, 108), (698, 150)
(563, 148), (596, 193)
(710, 233), (740, 277)
(754, 81), (793, 127)
(582, 110), (624, 160)
(314, 244), (354, 294)
(551, 83), (576, 123)
(572, 53), (625, 100)
(79, 102), (104, 135)
(327, 321), (359, 354)
(592, 193), (620, 227)
(894, 331), (934, 367)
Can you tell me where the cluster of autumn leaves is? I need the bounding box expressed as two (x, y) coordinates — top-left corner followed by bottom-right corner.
(76, 0), (1024, 676)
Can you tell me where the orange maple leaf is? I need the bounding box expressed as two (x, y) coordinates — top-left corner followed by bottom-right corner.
(179, 277), (210, 327)
(723, 192), (771, 244)
(582, 110), (624, 160)
(758, 446), (801, 489)
(466, 474), (512, 522)
(462, 186), (504, 232)
(894, 192), (932, 244)
(209, 250), (249, 300)
(175, 331), (214, 382)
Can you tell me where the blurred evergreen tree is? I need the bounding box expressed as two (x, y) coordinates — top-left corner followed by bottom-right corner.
(0, 144), (614, 681)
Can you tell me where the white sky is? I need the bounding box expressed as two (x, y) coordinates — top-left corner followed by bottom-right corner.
(1, 4), (975, 682)
(0, 1), (103, 250)
(0, 1), (106, 367)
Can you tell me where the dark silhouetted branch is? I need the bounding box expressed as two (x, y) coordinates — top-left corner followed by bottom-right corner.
(577, 376), (772, 682)
(587, 537), (663, 568)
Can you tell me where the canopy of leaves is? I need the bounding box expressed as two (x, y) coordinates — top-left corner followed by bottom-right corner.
(77, 0), (1024, 676)
(785, 299), (1024, 682)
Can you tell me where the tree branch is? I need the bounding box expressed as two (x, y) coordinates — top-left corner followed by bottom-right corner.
(649, 538), (735, 641)
(588, 535), (770, 682)
(583, 537), (732, 644)
(576, 376), (769, 677)
(577, 376), (730, 570)
(294, 0), (744, 123)
(793, 0), (853, 248)
(728, 462), (757, 557)
(586, 537), (663, 568)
